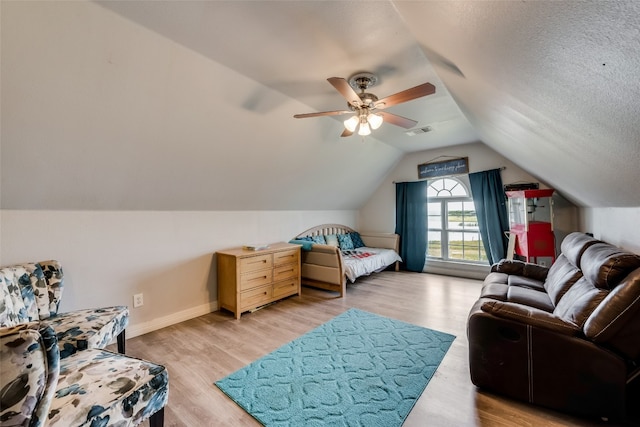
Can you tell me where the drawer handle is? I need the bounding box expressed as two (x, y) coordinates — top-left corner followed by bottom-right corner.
(250, 275), (268, 282)
(279, 269), (294, 274)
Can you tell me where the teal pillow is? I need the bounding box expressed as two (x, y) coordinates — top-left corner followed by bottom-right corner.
(337, 233), (354, 250)
(325, 234), (339, 247)
(289, 239), (314, 251)
(311, 235), (326, 245)
(296, 236), (313, 242)
(349, 232), (366, 248)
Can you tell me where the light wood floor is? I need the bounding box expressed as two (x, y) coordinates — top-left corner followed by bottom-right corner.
(119, 271), (623, 426)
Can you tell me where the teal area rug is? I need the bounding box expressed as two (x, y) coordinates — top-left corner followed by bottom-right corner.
(215, 308), (455, 426)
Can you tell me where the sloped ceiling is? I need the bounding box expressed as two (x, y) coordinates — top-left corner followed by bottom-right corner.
(2, 1), (639, 210)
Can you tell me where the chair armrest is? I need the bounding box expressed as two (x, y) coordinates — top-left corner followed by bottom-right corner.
(1, 322), (60, 427)
(480, 300), (581, 336)
(491, 259), (549, 281)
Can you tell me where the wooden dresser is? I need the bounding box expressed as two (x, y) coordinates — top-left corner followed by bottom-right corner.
(217, 242), (301, 319)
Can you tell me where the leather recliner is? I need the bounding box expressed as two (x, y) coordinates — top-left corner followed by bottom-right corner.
(468, 232), (640, 421)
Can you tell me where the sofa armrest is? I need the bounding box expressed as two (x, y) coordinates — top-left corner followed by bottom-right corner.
(491, 259), (549, 281)
(481, 300), (581, 336)
(306, 244), (341, 256)
(1, 322), (60, 427)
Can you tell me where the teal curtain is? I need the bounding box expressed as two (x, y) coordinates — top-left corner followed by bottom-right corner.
(395, 181), (428, 272)
(468, 169), (509, 264)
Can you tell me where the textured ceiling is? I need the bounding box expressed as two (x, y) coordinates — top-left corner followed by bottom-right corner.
(2, 1), (639, 210)
(96, 0), (640, 207)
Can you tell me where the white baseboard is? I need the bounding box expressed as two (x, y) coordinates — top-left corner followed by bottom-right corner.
(126, 300), (219, 339)
(424, 260), (489, 280)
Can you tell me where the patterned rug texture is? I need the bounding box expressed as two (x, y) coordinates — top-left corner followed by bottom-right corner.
(214, 308), (455, 426)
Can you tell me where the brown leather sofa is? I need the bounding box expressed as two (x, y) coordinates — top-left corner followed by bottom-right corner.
(467, 232), (640, 421)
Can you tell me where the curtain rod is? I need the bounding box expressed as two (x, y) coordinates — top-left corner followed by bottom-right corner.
(393, 166), (506, 184)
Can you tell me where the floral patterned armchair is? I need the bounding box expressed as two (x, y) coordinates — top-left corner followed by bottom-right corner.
(0, 260), (169, 426)
(0, 260), (128, 358)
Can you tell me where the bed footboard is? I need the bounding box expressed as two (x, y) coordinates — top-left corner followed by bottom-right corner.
(299, 244), (347, 297)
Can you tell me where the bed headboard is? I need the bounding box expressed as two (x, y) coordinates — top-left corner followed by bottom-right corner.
(295, 224), (356, 238)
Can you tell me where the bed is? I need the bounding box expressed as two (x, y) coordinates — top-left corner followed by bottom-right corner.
(291, 224), (401, 297)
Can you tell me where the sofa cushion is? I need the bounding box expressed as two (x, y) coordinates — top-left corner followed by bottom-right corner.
(580, 243), (640, 290)
(583, 269), (640, 355)
(554, 277), (608, 327)
(560, 232), (600, 266)
(506, 286), (554, 312)
(507, 275), (545, 292)
(480, 283), (509, 301)
(543, 254), (583, 305)
(483, 272), (509, 285)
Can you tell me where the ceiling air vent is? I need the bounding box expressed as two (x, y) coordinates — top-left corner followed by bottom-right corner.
(405, 126), (433, 136)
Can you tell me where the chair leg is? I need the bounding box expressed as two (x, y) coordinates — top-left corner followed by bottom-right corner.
(149, 407), (164, 427)
(117, 330), (126, 354)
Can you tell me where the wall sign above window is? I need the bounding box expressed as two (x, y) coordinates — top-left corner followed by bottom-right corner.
(418, 157), (469, 179)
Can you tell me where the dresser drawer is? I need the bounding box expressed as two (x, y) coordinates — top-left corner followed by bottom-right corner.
(239, 254), (273, 272)
(240, 269), (272, 291)
(240, 284), (272, 310)
(273, 249), (299, 266)
(273, 279), (299, 299)
(273, 263), (299, 282)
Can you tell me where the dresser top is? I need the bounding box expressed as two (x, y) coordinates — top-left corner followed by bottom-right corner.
(216, 242), (300, 257)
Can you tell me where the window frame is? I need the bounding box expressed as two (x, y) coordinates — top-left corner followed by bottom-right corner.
(427, 177), (488, 264)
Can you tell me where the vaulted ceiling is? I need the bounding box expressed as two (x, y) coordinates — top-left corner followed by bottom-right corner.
(2, 1), (639, 210)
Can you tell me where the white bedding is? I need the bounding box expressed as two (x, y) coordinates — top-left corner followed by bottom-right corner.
(341, 247), (402, 283)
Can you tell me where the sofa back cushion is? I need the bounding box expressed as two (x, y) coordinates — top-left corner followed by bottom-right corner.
(560, 232), (600, 266)
(543, 254), (583, 305)
(583, 268), (640, 359)
(580, 243), (640, 290)
(553, 277), (608, 327)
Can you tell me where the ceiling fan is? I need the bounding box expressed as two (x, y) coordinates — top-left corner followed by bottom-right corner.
(293, 72), (436, 137)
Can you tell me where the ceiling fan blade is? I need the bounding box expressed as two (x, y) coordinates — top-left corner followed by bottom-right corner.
(327, 77), (363, 107)
(340, 128), (354, 138)
(378, 111), (418, 129)
(293, 110), (352, 119)
(375, 82), (436, 109)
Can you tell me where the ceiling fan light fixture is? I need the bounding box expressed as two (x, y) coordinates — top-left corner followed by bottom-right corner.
(344, 115), (359, 132)
(358, 121), (371, 136)
(367, 113), (383, 130)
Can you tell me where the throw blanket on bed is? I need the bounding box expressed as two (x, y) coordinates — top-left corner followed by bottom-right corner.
(342, 247), (402, 283)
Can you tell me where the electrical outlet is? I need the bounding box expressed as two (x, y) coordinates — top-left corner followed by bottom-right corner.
(133, 293), (144, 308)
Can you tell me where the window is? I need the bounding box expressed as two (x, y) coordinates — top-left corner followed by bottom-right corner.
(427, 177), (488, 263)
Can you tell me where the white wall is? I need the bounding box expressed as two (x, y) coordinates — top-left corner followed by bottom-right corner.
(1, 1), (402, 212)
(0, 210), (356, 337)
(358, 142), (580, 276)
(581, 207), (640, 254)
(359, 141), (578, 234)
